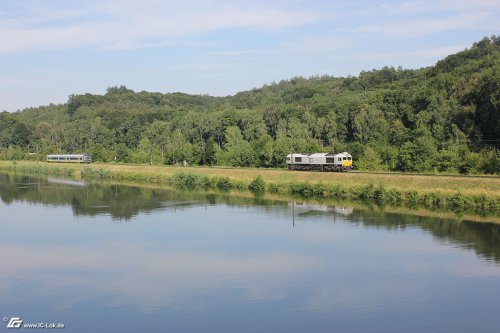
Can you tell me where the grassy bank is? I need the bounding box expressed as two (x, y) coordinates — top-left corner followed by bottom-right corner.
(1, 161), (499, 215)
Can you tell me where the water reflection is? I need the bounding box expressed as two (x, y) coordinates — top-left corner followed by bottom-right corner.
(295, 202), (500, 263)
(1, 173), (500, 332)
(0, 242), (323, 312)
(1, 173), (500, 264)
(0, 173), (289, 220)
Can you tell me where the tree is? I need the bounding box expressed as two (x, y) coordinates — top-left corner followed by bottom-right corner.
(33, 122), (53, 153)
(0, 36), (498, 175)
(115, 143), (129, 162)
(146, 120), (170, 161)
(480, 149), (500, 174)
(131, 137), (153, 164)
(350, 104), (388, 144)
(473, 68), (500, 146)
(287, 118), (314, 152)
(252, 134), (274, 167)
(389, 119), (410, 146)
(216, 126), (255, 167)
(397, 131), (437, 172)
(272, 121), (291, 167)
(11, 123), (31, 148)
(163, 129), (195, 165)
(356, 146), (387, 171)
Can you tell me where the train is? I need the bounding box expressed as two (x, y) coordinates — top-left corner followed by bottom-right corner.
(47, 154), (91, 164)
(286, 152), (352, 171)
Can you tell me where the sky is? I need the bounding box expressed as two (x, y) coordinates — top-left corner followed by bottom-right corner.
(1, 0), (499, 112)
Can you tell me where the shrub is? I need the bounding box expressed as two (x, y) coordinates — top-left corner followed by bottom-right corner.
(373, 185), (388, 204)
(268, 183), (280, 193)
(171, 172), (199, 187)
(233, 181), (247, 191)
(406, 190), (420, 206)
(448, 193), (473, 210)
(200, 175), (216, 188)
(328, 184), (348, 199)
(289, 182), (325, 197)
(216, 177), (233, 191)
(248, 175), (266, 193)
(353, 183), (375, 199)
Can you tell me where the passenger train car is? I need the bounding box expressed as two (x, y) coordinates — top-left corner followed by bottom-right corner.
(47, 154), (91, 164)
(286, 152), (352, 171)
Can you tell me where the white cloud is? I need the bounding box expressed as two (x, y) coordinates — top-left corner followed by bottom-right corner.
(357, 12), (489, 38)
(1, 0), (499, 110)
(378, 0), (500, 15)
(0, 242), (324, 311)
(349, 44), (470, 62)
(0, 0), (320, 54)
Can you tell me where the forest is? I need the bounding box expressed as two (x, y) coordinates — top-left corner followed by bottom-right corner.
(0, 36), (499, 174)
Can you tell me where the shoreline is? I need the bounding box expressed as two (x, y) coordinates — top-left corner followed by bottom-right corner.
(0, 160), (498, 217)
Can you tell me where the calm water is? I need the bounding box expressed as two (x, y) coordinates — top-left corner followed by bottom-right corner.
(1, 173), (500, 333)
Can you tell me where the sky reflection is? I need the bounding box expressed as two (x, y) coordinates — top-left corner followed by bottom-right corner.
(1, 175), (500, 333)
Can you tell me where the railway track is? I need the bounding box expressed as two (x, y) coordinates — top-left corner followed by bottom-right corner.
(349, 170), (499, 179)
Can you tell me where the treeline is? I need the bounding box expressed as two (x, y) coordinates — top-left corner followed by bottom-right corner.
(1, 36), (499, 174)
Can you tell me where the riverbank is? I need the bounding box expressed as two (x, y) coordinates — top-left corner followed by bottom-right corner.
(1, 160), (498, 215)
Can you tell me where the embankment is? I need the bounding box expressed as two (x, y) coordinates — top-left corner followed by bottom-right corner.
(0, 161), (498, 215)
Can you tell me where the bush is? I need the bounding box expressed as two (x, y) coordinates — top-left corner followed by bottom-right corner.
(268, 183), (280, 193)
(328, 184), (349, 199)
(353, 183), (375, 199)
(406, 190), (420, 206)
(373, 185), (388, 203)
(422, 192), (442, 208)
(248, 175), (265, 193)
(216, 177), (233, 191)
(200, 175), (216, 188)
(171, 172), (200, 187)
(448, 193), (473, 210)
(289, 182), (325, 197)
(233, 180), (247, 191)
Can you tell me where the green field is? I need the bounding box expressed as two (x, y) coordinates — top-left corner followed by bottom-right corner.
(1, 161), (499, 215)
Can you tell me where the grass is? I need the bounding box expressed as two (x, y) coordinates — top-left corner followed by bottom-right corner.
(0, 160), (498, 215)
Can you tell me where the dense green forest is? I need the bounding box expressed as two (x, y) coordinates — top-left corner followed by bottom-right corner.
(1, 37), (499, 174)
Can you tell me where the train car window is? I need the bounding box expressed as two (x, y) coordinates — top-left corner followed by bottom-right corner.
(343, 157), (347, 160)
(348, 157), (352, 160)
(295, 157), (302, 163)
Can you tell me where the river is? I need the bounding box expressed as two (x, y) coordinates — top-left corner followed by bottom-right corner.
(1, 173), (500, 333)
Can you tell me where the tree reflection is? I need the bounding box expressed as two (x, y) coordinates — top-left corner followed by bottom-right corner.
(0, 173), (285, 220)
(1, 172), (500, 262)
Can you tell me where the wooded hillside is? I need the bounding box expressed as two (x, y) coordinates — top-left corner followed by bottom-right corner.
(1, 36), (499, 174)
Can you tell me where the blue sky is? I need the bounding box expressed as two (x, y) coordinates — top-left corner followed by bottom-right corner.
(1, 0), (499, 111)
